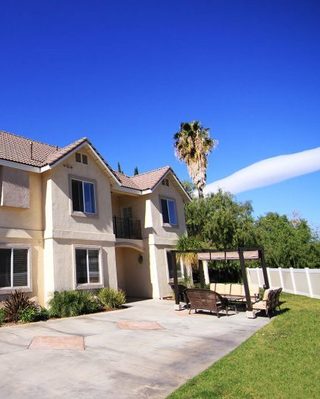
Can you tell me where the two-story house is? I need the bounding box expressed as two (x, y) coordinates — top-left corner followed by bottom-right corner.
(0, 131), (190, 305)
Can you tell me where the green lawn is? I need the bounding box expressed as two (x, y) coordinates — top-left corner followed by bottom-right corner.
(168, 293), (320, 399)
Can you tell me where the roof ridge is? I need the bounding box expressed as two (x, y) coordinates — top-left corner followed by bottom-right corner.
(113, 170), (131, 177)
(131, 165), (170, 178)
(0, 129), (60, 149)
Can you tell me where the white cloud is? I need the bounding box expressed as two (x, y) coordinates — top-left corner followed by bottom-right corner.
(204, 147), (320, 195)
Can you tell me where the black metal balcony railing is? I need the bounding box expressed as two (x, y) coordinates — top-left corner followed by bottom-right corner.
(113, 217), (142, 239)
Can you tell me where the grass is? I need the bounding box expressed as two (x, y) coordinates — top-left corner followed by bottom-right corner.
(168, 293), (320, 399)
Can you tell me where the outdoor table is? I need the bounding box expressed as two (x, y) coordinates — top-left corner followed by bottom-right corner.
(221, 295), (259, 313)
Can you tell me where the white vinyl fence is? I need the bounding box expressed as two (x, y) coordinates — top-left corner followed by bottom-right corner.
(247, 267), (320, 299)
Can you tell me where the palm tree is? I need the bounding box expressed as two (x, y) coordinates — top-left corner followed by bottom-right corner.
(174, 121), (216, 198)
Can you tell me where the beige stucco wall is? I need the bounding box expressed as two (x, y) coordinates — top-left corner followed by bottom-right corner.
(115, 246), (152, 298)
(42, 238), (117, 305)
(0, 170), (44, 302)
(42, 148), (117, 305)
(148, 175), (187, 240)
(147, 175), (187, 298)
(43, 149), (114, 238)
(112, 173), (188, 299)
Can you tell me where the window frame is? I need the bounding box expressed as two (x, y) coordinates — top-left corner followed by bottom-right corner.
(73, 245), (103, 289)
(166, 250), (184, 281)
(160, 197), (178, 227)
(0, 245), (31, 293)
(70, 176), (98, 217)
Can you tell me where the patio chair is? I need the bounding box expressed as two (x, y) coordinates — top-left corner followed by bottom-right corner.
(275, 287), (282, 310)
(252, 289), (278, 318)
(170, 283), (188, 303)
(185, 288), (228, 318)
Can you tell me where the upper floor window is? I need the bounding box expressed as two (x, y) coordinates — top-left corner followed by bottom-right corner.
(0, 248), (29, 289)
(162, 178), (169, 186)
(75, 152), (88, 165)
(75, 248), (101, 285)
(71, 178), (96, 214)
(161, 198), (178, 226)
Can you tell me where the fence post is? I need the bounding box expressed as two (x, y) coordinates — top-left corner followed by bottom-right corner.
(290, 267), (297, 294)
(305, 268), (313, 298)
(256, 268), (262, 287)
(267, 267), (272, 288)
(278, 267), (284, 288)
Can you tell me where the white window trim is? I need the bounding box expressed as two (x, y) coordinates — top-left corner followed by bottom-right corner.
(69, 175), (98, 217)
(72, 244), (104, 290)
(0, 244), (32, 294)
(160, 197), (179, 227)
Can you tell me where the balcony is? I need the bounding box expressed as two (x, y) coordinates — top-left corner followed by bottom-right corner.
(113, 217), (142, 240)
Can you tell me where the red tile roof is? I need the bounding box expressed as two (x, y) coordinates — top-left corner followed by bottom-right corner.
(114, 166), (171, 190)
(0, 130), (189, 198)
(0, 130), (87, 167)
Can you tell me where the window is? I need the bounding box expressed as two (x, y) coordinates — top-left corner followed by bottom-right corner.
(82, 154), (88, 164)
(75, 249), (100, 285)
(161, 198), (178, 226)
(0, 248), (28, 288)
(166, 251), (183, 280)
(162, 178), (169, 186)
(71, 179), (96, 214)
(75, 153), (88, 165)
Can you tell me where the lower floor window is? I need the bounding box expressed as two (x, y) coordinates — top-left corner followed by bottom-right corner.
(0, 248), (28, 288)
(76, 249), (100, 285)
(166, 251), (183, 280)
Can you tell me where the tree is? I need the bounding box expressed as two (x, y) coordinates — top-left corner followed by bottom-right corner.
(178, 191), (255, 283)
(174, 121), (216, 198)
(133, 166), (139, 175)
(184, 190), (256, 249)
(255, 213), (320, 268)
(117, 162), (123, 174)
(181, 180), (196, 198)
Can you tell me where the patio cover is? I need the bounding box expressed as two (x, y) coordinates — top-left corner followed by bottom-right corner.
(169, 247), (269, 312)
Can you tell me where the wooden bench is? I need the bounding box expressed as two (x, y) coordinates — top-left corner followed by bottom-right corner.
(185, 288), (228, 318)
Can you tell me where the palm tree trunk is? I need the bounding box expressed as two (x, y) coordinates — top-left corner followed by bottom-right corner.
(198, 187), (204, 198)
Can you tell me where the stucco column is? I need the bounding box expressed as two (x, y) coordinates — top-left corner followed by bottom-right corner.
(43, 238), (56, 306)
(148, 240), (161, 299)
(203, 260), (210, 285)
(106, 244), (118, 290)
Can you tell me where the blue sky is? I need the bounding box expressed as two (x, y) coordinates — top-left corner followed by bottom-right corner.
(0, 1), (319, 227)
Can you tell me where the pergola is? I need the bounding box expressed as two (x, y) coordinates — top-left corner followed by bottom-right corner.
(169, 247), (269, 311)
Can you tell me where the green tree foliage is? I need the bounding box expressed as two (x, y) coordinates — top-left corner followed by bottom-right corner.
(256, 213), (320, 268)
(185, 190), (256, 249)
(180, 191), (320, 269)
(181, 180), (196, 198)
(133, 166), (139, 175)
(117, 162), (123, 174)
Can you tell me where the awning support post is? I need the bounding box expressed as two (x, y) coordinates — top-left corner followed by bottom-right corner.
(239, 248), (252, 311)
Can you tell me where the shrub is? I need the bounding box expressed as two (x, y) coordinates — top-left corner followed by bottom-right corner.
(48, 290), (102, 318)
(18, 306), (49, 323)
(98, 288), (126, 309)
(3, 291), (35, 322)
(0, 308), (5, 326)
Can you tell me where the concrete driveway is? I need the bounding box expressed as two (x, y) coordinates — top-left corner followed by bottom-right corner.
(0, 299), (269, 399)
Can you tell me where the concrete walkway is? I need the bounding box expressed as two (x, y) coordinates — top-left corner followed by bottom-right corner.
(0, 299), (269, 399)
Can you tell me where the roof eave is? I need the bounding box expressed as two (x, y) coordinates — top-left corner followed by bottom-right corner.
(40, 141), (121, 185)
(151, 168), (191, 202)
(0, 158), (41, 173)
